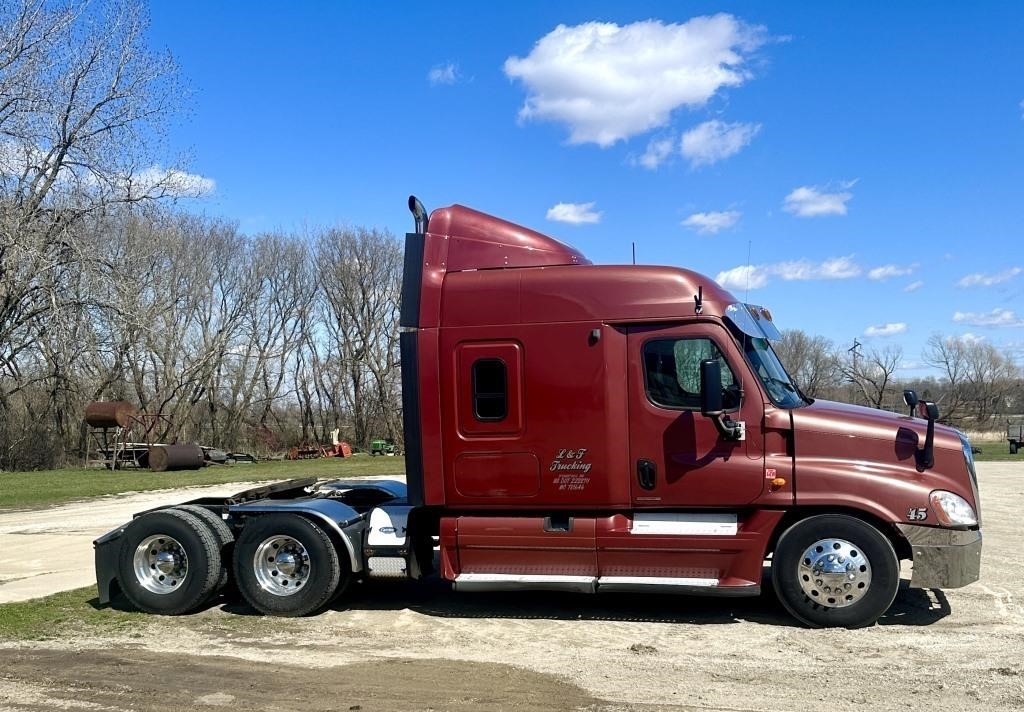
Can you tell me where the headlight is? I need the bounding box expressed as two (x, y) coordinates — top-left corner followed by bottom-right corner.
(929, 490), (978, 528)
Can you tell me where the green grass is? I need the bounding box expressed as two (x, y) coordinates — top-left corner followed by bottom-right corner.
(0, 455), (406, 510)
(0, 587), (153, 641)
(971, 441), (1022, 462)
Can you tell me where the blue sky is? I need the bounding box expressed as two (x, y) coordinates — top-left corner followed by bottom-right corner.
(147, 2), (1024, 372)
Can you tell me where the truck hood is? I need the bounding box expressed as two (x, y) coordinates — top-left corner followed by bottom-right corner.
(792, 398), (962, 453)
(789, 399), (978, 524)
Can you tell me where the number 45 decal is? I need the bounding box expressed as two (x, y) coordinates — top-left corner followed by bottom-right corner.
(907, 507), (928, 521)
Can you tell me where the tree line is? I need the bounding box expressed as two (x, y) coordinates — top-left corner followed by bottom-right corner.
(2, 1), (1021, 471)
(0, 1), (403, 469)
(775, 331), (1024, 425)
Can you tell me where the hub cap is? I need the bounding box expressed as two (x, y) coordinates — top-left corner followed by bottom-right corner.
(253, 536), (311, 596)
(798, 538), (872, 608)
(133, 535), (188, 594)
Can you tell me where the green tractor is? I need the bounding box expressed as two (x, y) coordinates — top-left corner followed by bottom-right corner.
(369, 438), (398, 456)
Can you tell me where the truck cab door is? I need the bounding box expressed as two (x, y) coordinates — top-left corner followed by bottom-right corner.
(626, 324), (765, 507)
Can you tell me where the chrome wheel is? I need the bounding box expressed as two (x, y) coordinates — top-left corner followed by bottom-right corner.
(253, 535), (311, 596)
(797, 538), (872, 608)
(133, 534), (189, 594)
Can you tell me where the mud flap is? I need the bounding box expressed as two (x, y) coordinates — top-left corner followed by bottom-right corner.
(93, 525), (126, 605)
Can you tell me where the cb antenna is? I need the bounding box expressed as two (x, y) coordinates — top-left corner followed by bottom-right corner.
(744, 239), (752, 302)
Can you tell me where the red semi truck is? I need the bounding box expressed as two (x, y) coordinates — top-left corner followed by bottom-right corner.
(94, 197), (982, 628)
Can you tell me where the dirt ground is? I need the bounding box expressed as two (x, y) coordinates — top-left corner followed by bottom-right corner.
(1, 462), (1022, 711)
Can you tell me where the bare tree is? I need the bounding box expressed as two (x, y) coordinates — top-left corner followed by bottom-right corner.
(316, 227), (403, 448)
(840, 344), (903, 409)
(0, 0), (188, 421)
(922, 334), (971, 420)
(774, 329), (841, 397)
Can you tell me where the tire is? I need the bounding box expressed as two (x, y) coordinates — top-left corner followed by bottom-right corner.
(117, 509), (222, 615)
(771, 514), (899, 629)
(174, 505), (235, 591)
(233, 514), (342, 617)
(1010, 442), (1018, 455)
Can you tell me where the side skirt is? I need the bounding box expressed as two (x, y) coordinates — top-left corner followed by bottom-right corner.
(451, 573), (760, 597)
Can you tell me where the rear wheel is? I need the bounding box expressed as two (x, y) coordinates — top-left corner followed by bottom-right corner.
(117, 509), (222, 615)
(234, 514), (343, 617)
(772, 514), (899, 628)
(1010, 442), (1018, 455)
(174, 505), (235, 591)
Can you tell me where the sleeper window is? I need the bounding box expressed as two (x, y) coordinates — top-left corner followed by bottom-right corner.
(472, 359), (507, 421)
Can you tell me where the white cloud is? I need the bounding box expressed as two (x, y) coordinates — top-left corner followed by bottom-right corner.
(868, 264), (915, 281)
(956, 267), (1021, 287)
(504, 16), (767, 147)
(715, 256), (860, 290)
(682, 210), (741, 234)
(782, 182), (855, 217)
(715, 265), (768, 291)
(637, 136), (676, 169)
(903, 280), (924, 292)
(952, 308), (1024, 327)
(772, 256), (861, 280)
(128, 166), (215, 198)
(958, 332), (985, 344)
(864, 322), (907, 337)
(428, 62), (459, 86)
(546, 201), (601, 225)
(0, 140), (214, 199)
(680, 120), (760, 167)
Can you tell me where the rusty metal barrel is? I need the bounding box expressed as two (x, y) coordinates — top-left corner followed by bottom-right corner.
(84, 401), (139, 428)
(148, 444), (205, 472)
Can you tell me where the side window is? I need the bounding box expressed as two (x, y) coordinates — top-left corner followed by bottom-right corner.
(643, 337), (739, 410)
(472, 359), (507, 421)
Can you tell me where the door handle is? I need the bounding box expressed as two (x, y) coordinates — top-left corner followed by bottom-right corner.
(637, 459), (657, 491)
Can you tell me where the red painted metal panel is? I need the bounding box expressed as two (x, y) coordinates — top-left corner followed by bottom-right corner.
(428, 205), (590, 273)
(441, 265), (738, 328)
(792, 399), (976, 522)
(455, 516), (597, 576)
(456, 341), (524, 437)
(454, 452), (540, 497)
(439, 322), (630, 508)
(417, 329), (447, 506)
(595, 510), (782, 585)
(625, 322), (766, 507)
(440, 517), (460, 579)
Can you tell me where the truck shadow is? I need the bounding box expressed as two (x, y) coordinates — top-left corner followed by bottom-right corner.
(96, 572), (950, 628)
(319, 577), (950, 628)
(202, 573), (950, 628)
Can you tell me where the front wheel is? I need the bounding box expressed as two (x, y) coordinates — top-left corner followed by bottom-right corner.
(234, 514), (344, 617)
(772, 514), (899, 628)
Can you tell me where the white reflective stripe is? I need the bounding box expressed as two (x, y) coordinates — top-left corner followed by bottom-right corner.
(630, 513), (738, 536)
(456, 573), (596, 584)
(598, 576), (719, 587)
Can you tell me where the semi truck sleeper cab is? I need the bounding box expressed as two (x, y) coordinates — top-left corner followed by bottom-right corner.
(94, 197), (982, 628)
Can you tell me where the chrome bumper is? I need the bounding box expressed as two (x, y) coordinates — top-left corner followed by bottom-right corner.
(897, 524), (982, 589)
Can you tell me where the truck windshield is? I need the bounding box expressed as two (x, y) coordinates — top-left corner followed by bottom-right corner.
(741, 335), (807, 409)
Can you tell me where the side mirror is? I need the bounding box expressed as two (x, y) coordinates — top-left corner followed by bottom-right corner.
(903, 389), (918, 417)
(700, 360), (723, 416)
(915, 400), (938, 471)
(700, 359), (743, 441)
(918, 401), (939, 421)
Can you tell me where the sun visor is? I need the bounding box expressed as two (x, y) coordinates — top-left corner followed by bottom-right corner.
(725, 303), (782, 341)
